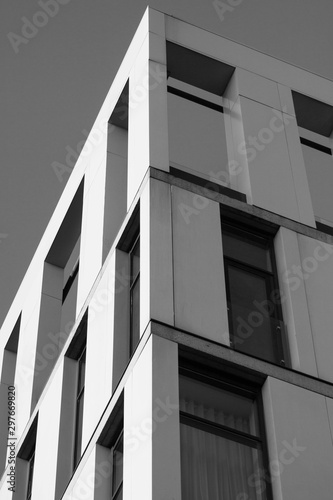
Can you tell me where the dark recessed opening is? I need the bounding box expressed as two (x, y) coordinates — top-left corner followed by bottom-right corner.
(292, 91), (333, 137)
(166, 41), (235, 96)
(108, 81), (129, 130)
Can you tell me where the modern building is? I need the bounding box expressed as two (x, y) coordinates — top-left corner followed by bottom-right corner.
(1, 6), (333, 500)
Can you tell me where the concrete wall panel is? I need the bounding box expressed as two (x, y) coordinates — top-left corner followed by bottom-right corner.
(127, 36), (150, 210)
(263, 377), (333, 500)
(141, 179), (174, 336)
(298, 234), (333, 383)
(82, 258), (115, 451)
(302, 144), (333, 225)
(283, 114), (315, 227)
(171, 186), (229, 344)
(32, 362), (63, 500)
(123, 334), (181, 500)
(70, 447), (97, 500)
(77, 158), (107, 314)
(237, 96), (300, 221)
(274, 227), (318, 376)
(168, 92), (228, 183)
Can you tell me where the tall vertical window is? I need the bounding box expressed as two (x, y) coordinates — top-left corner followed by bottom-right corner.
(129, 233), (140, 355)
(222, 222), (286, 365)
(26, 449), (35, 500)
(111, 430), (123, 500)
(73, 344), (86, 469)
(179, 370), (271, 500)
(97, 395), (124, 500)
(17, 415), (38, 500)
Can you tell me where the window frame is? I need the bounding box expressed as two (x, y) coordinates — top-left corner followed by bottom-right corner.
(222, 220), (287, 366)
(17, 415), (38, 500)
(97, 392), (124, 500)
(26, 450), (35, 500)
(111, 429), (124, 500)
(179, 365), (273, 500)
(73, 343), (86, 470)
(129, 232), (140, 356)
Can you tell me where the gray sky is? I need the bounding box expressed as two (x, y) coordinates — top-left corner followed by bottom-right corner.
(1, 0), (333, 328)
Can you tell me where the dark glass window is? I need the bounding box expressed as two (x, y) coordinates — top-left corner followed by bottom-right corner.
(112, 431), (123, 500)
(129, 235), (140, 355)
(222, 223), (286, 365)
(179, 372), (271, 500)
(73, 345), (86, 469)
(26, 450), (35, 500)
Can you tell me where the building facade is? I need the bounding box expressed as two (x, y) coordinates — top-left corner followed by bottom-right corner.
(1, 7), (333, 500)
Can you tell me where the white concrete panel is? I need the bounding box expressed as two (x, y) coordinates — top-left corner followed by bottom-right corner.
(123, 335), (181, 500)
(284, 115), (316, 227)
(274, 227), (318, 376)
(227, 68), (281, 111)
(168, 92), (229, 184)
(298, 234), (333, 382)
(302, 144), (333, 225)
(77, 159), (107, 314)
(263, 377), (333, 500)
(172, 186), (229, 344)
(148, 8), (165, 37)
(238, 96), (300, 220)
(123, 342), (152, 500)
(19, 267), (43, 334)
(149, 33), (166, 65)
(71, 447), (97, 500)
(149, 60), (169, 172)
(140, 179), (174, 336)
(224, 97), (252, 198)
(31, 362), (63, 500)
(0, 480), (13, 500)
(151, 336), (181, 500)
(127, 36), (150, 210)
(81, 260), (115, 451)
(278, 84), (296, 117)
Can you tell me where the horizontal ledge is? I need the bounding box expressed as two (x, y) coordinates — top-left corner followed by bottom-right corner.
(151, 320), (333, 399)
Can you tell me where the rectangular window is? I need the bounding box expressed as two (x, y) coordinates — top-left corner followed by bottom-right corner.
(73, 343), (86, 469)
(292, 91), (333, 227)
(222, 221), (286, 365)
(17, 415), (38, 500)
(167, 42), (235, 190)
(26, 450), (35, 500)
(111, 431), (123, 500)
(97, 393), (124, 499)
(129, 233), (140, 356)
(179, 370), (271, 500)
